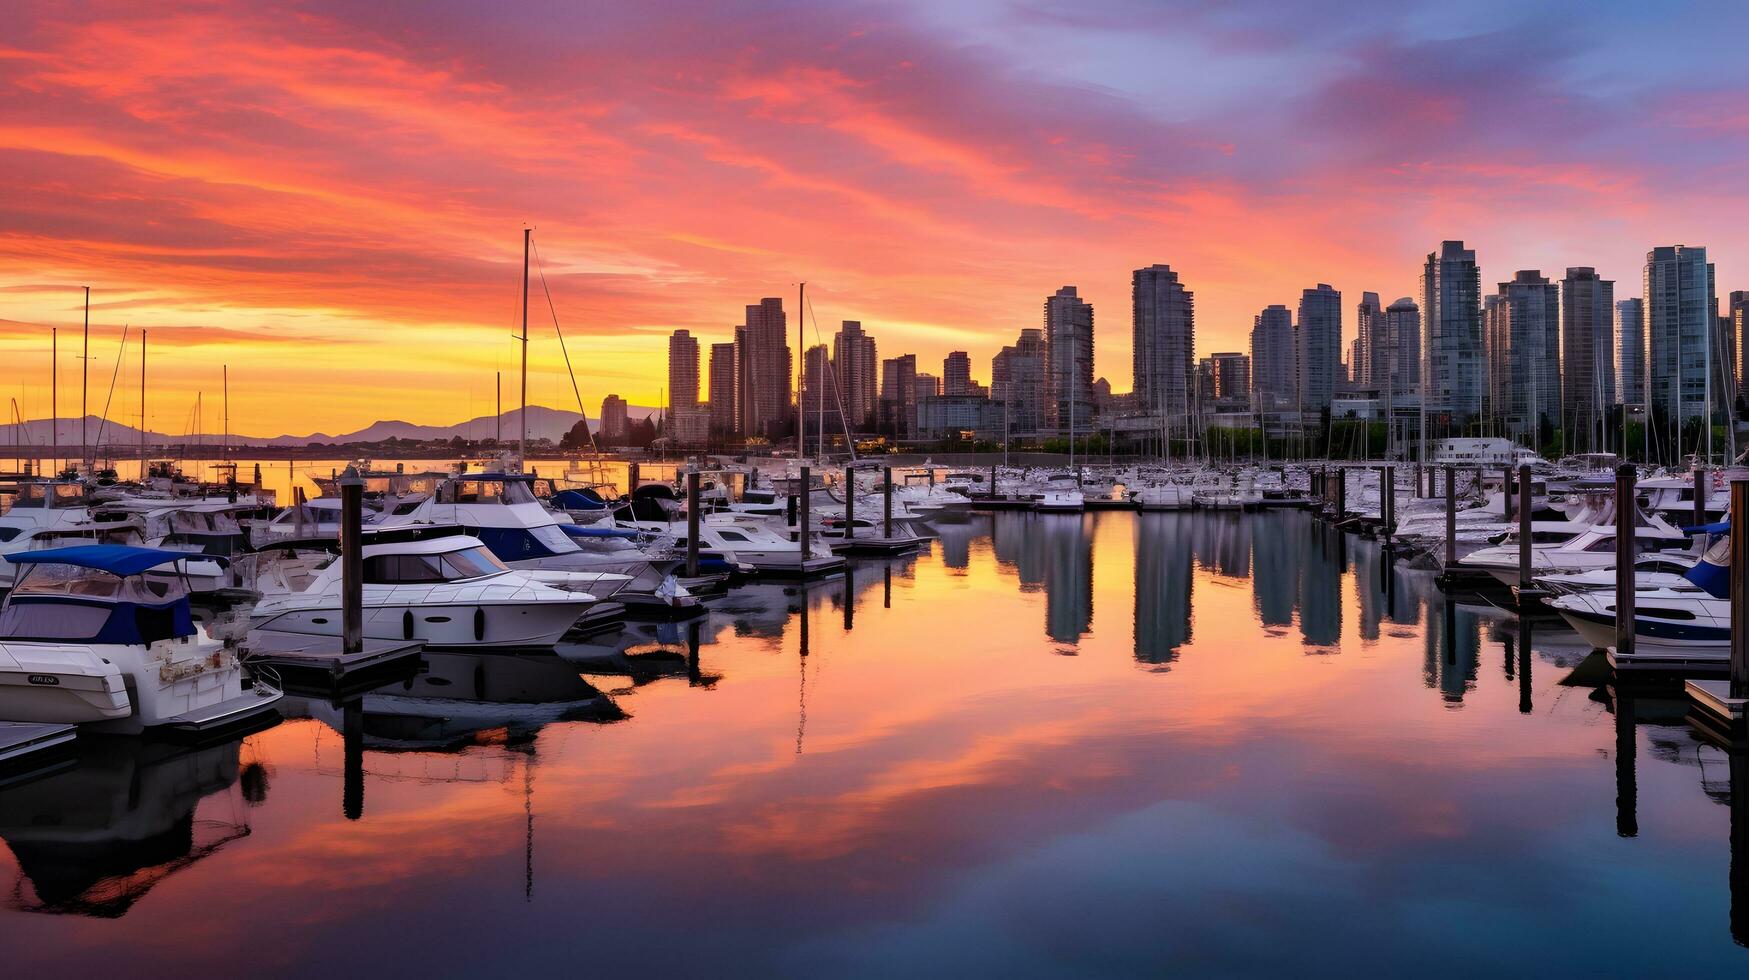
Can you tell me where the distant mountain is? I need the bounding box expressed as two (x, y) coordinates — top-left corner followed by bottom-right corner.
(0, 404), (662, 449)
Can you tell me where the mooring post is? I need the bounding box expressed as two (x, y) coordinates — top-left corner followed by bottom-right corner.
(928, 467), (935, 490)
(293, 486), (306, 538)
(844, 465), (856, 541)
(1696, 465), (1708, 529)
(1732, 479), (1749, 700)
(1615, 463), (1636, 659)
(1414, 462), (1423, 499)
(800, 465), (812, 561)
(1444, 464), (1456, 569)
(1516, 463), (1535, 594)
(786, 491), (797, 531)
(628, 461), (641, 496)
(340, 465), (363, 655)
(1383, 464), (1395, 538)
(1502, 464), (1514, 523)
(686, 470), (700, 579)
(1334, 466), (1346, 520)
(883, 466), (894, 537)
(252, 462), (262, 490)
(990, 463), (998, 498)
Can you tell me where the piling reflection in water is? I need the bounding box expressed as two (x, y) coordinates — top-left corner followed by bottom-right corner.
(7, 509), (1749, 972)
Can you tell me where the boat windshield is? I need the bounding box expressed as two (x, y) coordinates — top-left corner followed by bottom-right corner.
(445, 479), (540, 505)
(7, 483), (83, 509)
(363, 545), (508, 584)
(11, 562), (189, 603)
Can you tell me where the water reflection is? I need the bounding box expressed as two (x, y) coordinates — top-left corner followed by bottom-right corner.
(1134, 513), (1192, 666)
(0, 736), (260, 917)
(8, 509), (1749, 971)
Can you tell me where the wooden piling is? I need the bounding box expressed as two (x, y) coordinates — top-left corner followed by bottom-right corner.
(1733, 479), (1749, 700)
(1616, 463), (1636, 659)
(844, 466), (856, 541)
(1503, 464), (1514, 523)
(1697, 466), (1709, 529)
(339, 466), (363, 655)
(1444, 464), (1456, 568)
(686, 470), (700, 579)
(883, 466), (894, 537)
(1518, 463), (1534, 590)
(800, 465), (812, 561)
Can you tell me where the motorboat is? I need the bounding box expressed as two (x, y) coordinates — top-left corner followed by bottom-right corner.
(1548, 588), (1726, 653)
(250, 526), (606, 649)
(1537, 552), (1698, 595)
(1035, 473), (1085, 512)
(1459, 511), (1690, 584)
(621, 512), (845, 576)
(0, 481), (142, 588)
(0, 545), (281, 733)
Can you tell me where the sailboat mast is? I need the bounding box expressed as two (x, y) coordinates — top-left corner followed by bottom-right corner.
(496, 371), (502, 445)
(520, 228), (530, 461)
(797, 282), (806, 460)
(139, 329), (146, 474)
(81, 286), (89, 470)
(50, 324), (56, 474)
(223, 364), (229, 462)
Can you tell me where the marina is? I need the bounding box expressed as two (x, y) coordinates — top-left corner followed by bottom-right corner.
(5, 465), (1749, 973)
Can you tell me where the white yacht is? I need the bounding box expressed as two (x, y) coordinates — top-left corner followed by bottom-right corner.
(0, 481), (142, 587)
(0, 545), (282, 733)
(250, 527), (606, 649)
(622, 512), (845, 575)
(1459, 511), (1690, 584)
(1035, 473), (1085, 512)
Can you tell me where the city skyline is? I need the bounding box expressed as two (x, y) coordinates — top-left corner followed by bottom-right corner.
(6, 2), (1749, 434)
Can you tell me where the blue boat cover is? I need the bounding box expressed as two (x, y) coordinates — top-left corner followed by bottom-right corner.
(552, 488), (608, 510)
(1681, 521), (1731, 535)
(559, 524), (639, 539)
(6, 544), (192, 576)
(1685, 533), (1732, 599)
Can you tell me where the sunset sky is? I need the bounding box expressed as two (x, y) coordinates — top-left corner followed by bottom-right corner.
(5, 0), (1749, 436)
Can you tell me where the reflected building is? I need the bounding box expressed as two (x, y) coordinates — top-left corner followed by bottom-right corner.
(1134, 512), (1193, 664)
(1250, 512), (1298, 627)
(1040, 515), (1093, 644)
(1190, 510), (1251, 578)
(1422, 593), (1481, 702)
(1299, 523), (1343, 648)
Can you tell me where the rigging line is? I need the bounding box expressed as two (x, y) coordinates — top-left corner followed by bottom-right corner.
(92, 324), (130, 455)
(528, 236), (602, 459)
(804, 292), (857, 462)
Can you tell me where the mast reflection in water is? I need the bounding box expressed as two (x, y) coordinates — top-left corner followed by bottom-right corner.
(1, 509), (1748, 976)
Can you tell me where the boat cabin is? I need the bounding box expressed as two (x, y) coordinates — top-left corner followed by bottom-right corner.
(0, 546), (196, 645)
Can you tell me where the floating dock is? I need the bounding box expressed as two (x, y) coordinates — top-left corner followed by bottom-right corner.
(0, 722), (77, 785)
(244, 631), (424, 695)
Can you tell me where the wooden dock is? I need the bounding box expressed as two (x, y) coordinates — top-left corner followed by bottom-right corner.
(244, 631), (424, 695)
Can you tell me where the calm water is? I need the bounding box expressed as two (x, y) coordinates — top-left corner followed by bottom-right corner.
(1, 509), (1746, 977)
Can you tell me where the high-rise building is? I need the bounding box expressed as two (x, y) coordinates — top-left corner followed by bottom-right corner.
(1616, 298), (1646, 406)
(1732, 291), (1749, 405)
(799, 344), (839, 437)
(943, 351), (973, 395)
(1482, 294), (1508, 425)
(880, 354), (918, 438)
(1131, 264), (1195, 419)
(1044, 286), (1095, 432)
(708, 342), (737, 437)
(599, 394), (628, 443)
(1250, 304), (1295, 410)
(1496, 270), (1562, 439)
(1421, 241), (1483, 424)
(1383, 297), (1420, 393)
(833, 320), (878, 430)
(1296, 284), (1341, 411)
(735, 297), (790, 441)
(1645, 245), (1717, 431)
(1210, 352), (1250, 405)
(914, 373), (939, 404)
(667, 329), (699, 409)
(992, 327), (1047, 436)
(1561, 268), (1615, 445)
(1355, 292), (1382, 387)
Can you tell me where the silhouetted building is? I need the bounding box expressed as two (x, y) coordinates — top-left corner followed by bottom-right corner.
(1616, 298), (1646, 406)
(599, 394), (628, 443)
(1355, 292), (1382, 387)
(1561, 268), (1615, 447)
(1132, 264), (1194, 420)
(1297, 284), (1342, 412)
(880, 354), (918, 438)
(1645, 245), (1717, 430)
(708, 342), (737, 437)
(1422, 241), (1483, 424)
(736, 298), (790, 441)
(1250, 304), (1295, 411)
(833, 320), (878, 430)
(668, 329), (699, 409)
(1497, 270), (1561, 439)
(992, 328), (1047, 436)
(1044, 286), (1095, 432)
